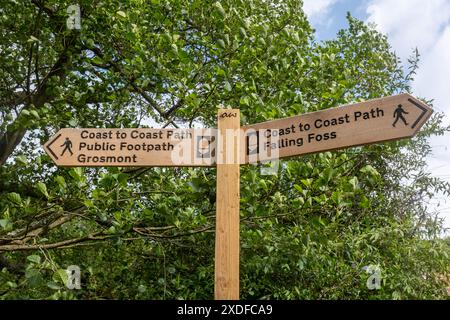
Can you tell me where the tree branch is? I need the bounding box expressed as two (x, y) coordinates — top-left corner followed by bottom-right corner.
(0, 232), (110, 251)
(0, 31), (79, 166)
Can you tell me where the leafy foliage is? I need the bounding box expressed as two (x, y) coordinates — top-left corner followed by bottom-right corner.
(0, 0), (449, 299)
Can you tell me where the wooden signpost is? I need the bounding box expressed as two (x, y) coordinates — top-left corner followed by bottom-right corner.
(44, 93), (432, 300)
(241, 93), (433, 163)
(44, 128), (217, 167)
(215, 109), (240, 299)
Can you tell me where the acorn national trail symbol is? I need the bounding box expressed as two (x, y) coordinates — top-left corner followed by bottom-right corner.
(43, 93), (433, 300)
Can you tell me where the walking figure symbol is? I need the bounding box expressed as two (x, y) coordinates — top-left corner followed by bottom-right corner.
(60, 137), (73, 156)
(392, 104), (409, 127)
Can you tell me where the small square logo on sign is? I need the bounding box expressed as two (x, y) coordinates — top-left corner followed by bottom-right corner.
(196, 136), (215, 159)
(246, 131), (259, 155)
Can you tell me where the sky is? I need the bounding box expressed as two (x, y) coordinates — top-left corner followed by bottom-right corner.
(303, 0), (450, 232)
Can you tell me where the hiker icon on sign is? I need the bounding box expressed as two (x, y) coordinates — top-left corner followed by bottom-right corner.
(392, 104), (409, 127)
(60, 137), (73, 156)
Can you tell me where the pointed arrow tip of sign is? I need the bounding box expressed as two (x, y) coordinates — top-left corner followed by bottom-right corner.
(405, 95), (433, 131)
(45, 133), (62, 161)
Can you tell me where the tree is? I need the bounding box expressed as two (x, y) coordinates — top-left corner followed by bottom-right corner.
(0, 0), (448, 299)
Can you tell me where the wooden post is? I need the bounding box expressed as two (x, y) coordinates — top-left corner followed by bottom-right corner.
(215, 109), (240, 300)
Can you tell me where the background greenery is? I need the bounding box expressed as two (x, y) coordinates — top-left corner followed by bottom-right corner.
(0, 0), (449, 299)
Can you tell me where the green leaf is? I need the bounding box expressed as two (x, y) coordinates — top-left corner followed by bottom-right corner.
(27, 255), (41, 264)
(142, 208), (154, 220)
(360, 165), (380, 177)
(83, 199), (94, 208)
(258, 180), (268, 191)
(30, 110), (40, 119)
(213, 1), (226, 18)
(69, 167), (84, 182)
(7, 192), (21, 205)
(118, 173), (128, 186)
(16, 154), (28, 165)
(117, 11), (127, 18)
(359, 195), (370, 209)
(55, 175), (66, 188)
(258, 37), (266, 46)
(216, 68), (226, 77)
(318, 217), (326, 226)
(240, 96), (250, 106)
(138, 284), (147, 293)
(224, 81), (232, 92)
(239, 27), (247, 38)
(217, 39), (226, 49)
(47, 281), (62, 290)
(0, 219), (10, 229)
(301, 179), (312, 188)
(36, 182), (49, 198)
(91, 56), (103, 65)
(297, 259), (305, 270)
(294, 196), (305, 206)
(3, 207), (10, 219)
(55, 269), (69, 285)
(349, 177), (359, 191)
(171, 43), (178, 55)
(85, 38), (95, 49)
(25, 269), (43, 287)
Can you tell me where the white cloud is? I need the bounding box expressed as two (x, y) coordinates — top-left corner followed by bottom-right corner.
(413, 26), (450, 115)
(366, 0), (450, 114)
(366, 0), (450, 232)
(303, 0), (339, 24)
(367, 0), (450, 59)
